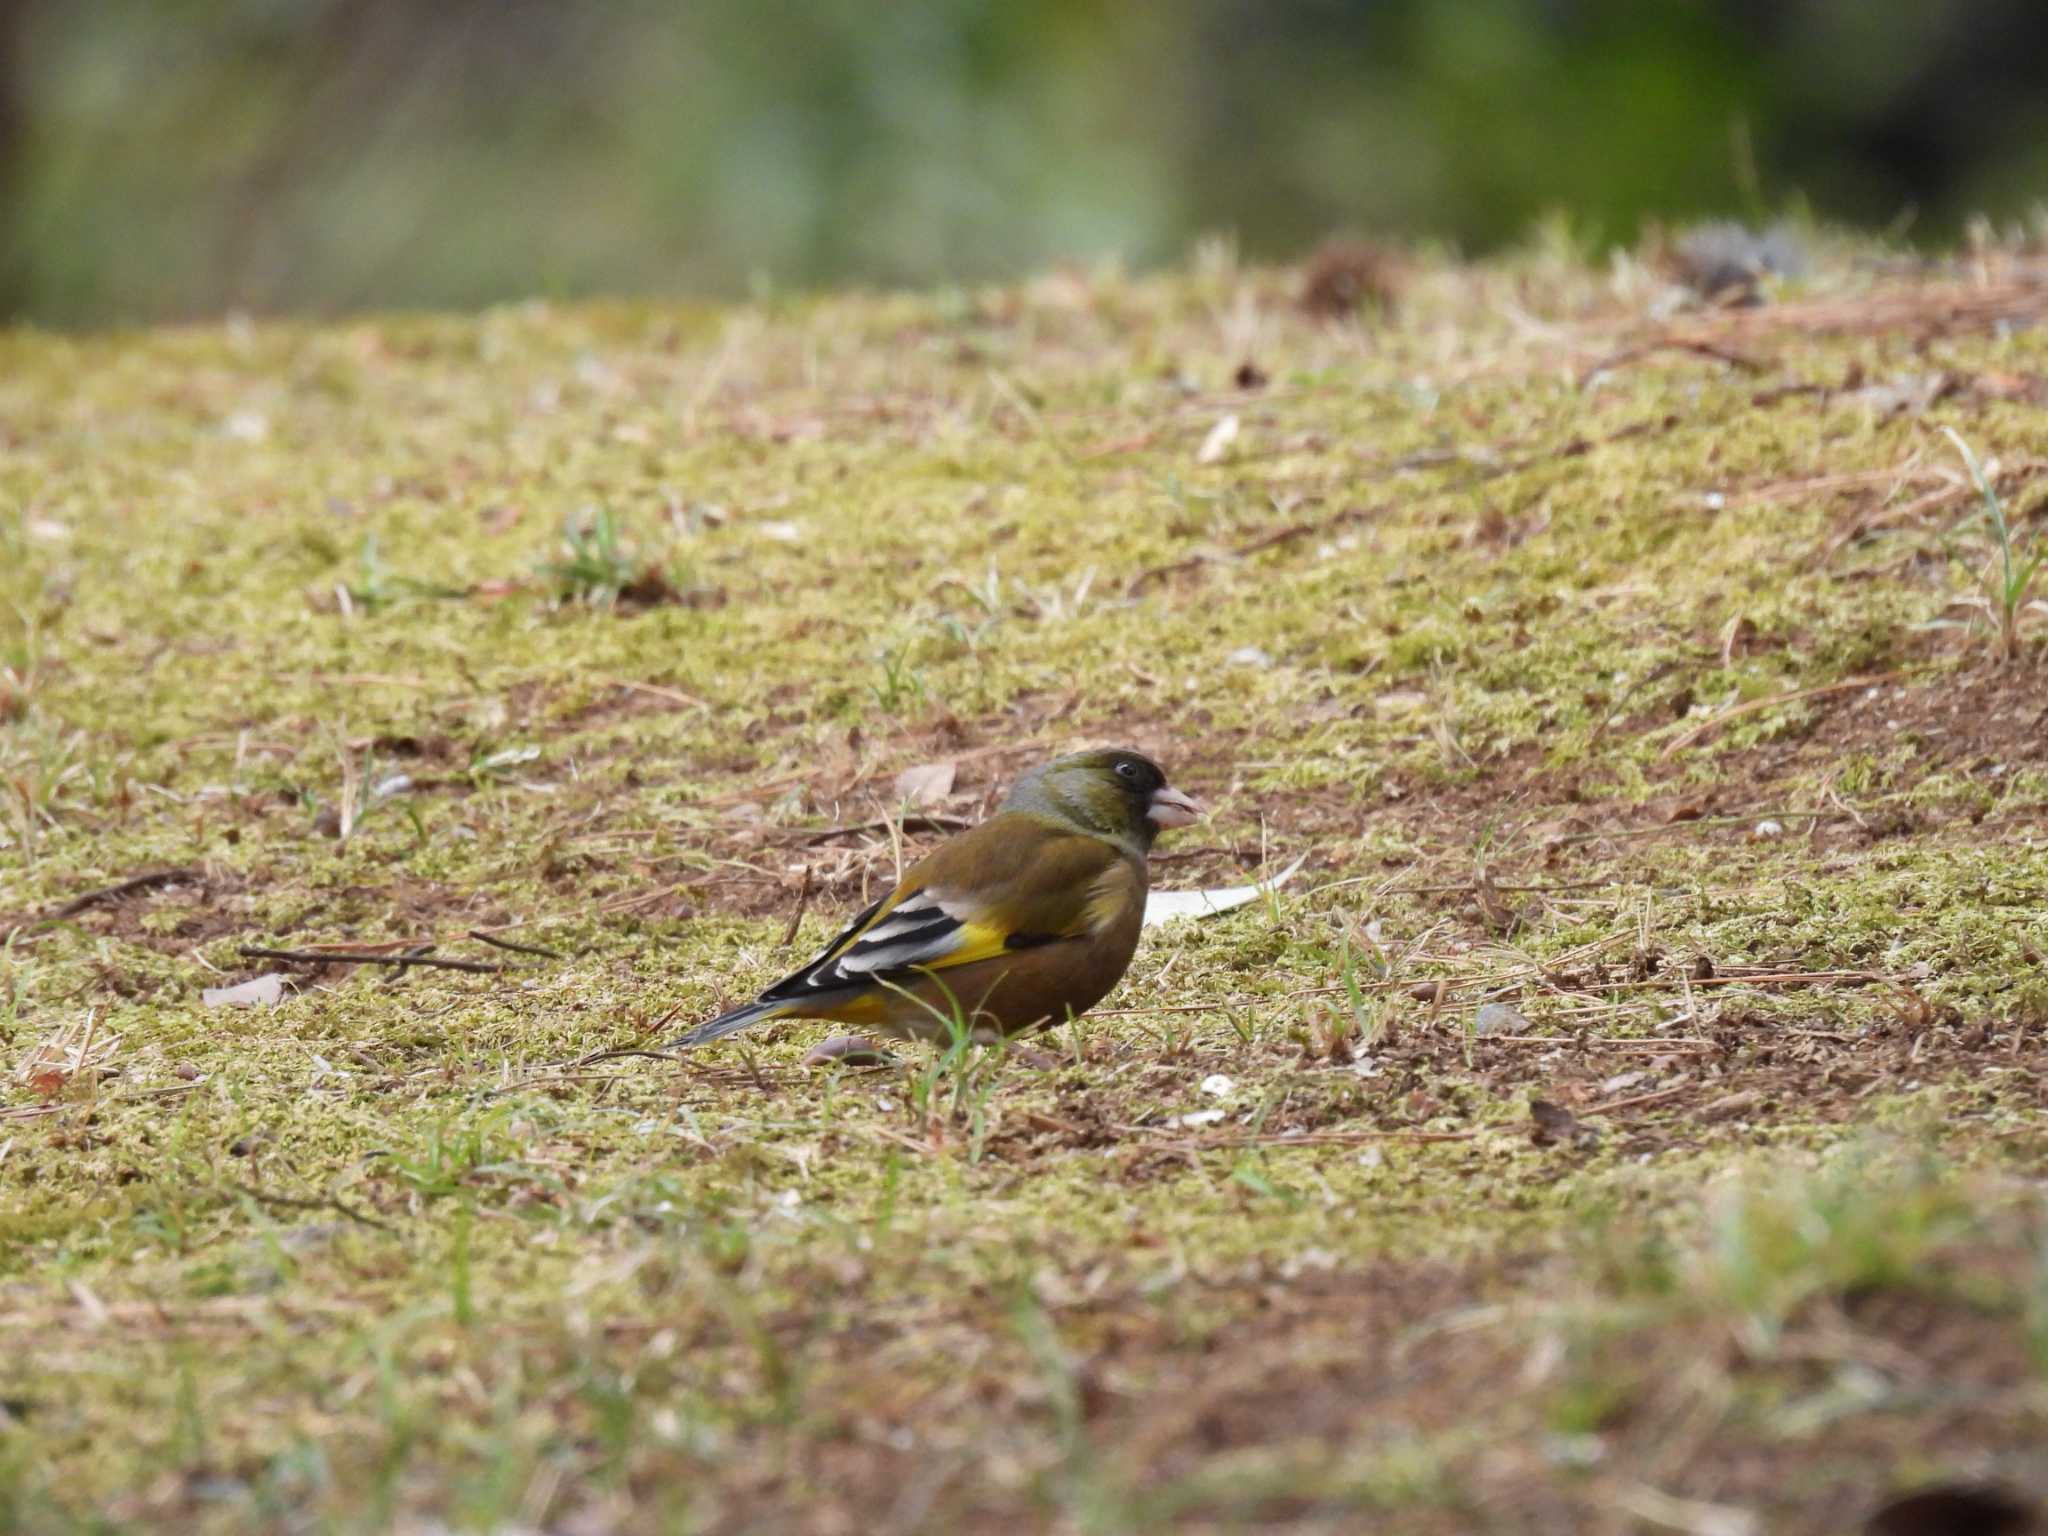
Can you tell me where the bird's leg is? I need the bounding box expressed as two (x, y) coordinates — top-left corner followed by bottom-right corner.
(802, 1034), (899, 1068)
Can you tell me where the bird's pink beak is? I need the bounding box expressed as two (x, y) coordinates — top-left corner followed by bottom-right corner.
(1147, 785), (1204, 829)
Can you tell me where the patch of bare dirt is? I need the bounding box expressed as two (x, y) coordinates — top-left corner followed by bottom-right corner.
(0, 867), (248, 952)
(1803, 663), (2048, 769)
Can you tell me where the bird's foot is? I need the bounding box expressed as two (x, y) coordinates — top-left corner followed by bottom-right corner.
(802, 1034), (899, 1068)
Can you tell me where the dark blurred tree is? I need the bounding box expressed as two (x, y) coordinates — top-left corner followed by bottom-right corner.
(0, 0), (26, 315)
(1, 0), (2044, 325)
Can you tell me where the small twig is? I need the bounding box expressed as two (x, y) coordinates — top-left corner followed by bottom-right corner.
(222, 1179), (395, 1233)
(1565, 968), (1883, 994)
(1120, 1125), (1481, 1151)
(1659, 671), (1907, 759)
(604, 677), (711, 711)
(1387, 878), (1615, 896)
(238, 946), (508, 974)
(1586, 660), (1683, 748)
(1124, 415), (1685, 594)
(376, 945), (439, 988)
(1485, 1036), (1719, 1050)
(788, 814), (973, 844)
(0, 1082), (200, 1124)
(1584, 1084), (1693, 1116)
(1732, 461), (1934, 509)
(3, 868), (201, 939)
(466, 929), (565, 960)
(1577, 338), (1768, 388)
(561, 1000), (694, 1067)
(1547, 809), (1843, 845)
(779, 866), (815, 947)
(559, 1047), (680, 1066)
(598, 880), (704, 915)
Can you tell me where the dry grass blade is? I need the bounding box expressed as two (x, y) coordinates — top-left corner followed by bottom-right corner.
(1658, 672), (1906, 759)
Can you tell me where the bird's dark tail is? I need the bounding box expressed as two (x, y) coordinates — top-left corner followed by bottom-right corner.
(665, 998), (794, 1050)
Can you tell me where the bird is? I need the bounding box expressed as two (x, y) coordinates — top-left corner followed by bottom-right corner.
(666, 748), (1202, 1054)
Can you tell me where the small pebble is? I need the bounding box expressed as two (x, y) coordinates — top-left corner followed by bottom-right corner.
(803, 1035), (896, 1068)
(1473, 1002), (1530, 1037)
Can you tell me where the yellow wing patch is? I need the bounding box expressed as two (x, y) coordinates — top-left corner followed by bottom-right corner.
(908, 918), (1013, 972)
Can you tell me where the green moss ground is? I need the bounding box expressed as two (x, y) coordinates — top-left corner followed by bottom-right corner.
(3, 243), (2047, 1533)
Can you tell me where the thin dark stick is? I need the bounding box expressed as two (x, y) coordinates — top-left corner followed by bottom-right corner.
(1586, 659), (1683, 748)
(466, 929), (565, 960)
(1122, 1125), (1481, 1151)
(376, 945), (437, 989)
(1584, 1084), (1693, 1116)
(239, 945), (507, 974)
(222, 1179), (396, 1233)
(779, 866), (814, 947)
(568, 998), (690, 1066)
(1576, 338), (1769, 388)
(5, 869), (201, 939)
(1547, 809), (1843, 846)
(573, 1046), (682, 1065)
(790, 814), (973, 844)
(1658, 671), (1906, 759)
(1387, 878), (1615, 895)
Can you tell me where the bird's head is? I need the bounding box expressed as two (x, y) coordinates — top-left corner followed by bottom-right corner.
(1003, 747), (1203, 855)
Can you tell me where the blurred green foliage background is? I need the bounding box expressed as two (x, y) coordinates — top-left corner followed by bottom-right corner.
(2, 0), (2045, 326)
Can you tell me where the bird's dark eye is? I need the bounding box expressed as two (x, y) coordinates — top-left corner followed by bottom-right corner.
(1116, 761), (1140, 780)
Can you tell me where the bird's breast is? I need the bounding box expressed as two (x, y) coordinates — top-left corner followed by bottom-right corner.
(1082, 857), (1146, 936)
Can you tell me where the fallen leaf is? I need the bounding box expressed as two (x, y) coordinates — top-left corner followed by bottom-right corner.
(202, 974), (289, 1009)
(893, 760), (956, 808)
(1143, 852), (1308, 928)
(1196, 413), (1240, 465)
